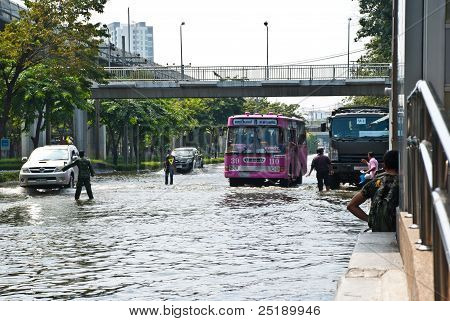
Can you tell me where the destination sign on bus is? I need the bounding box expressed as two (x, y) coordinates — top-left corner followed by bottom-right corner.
(233, 119), (278, 126)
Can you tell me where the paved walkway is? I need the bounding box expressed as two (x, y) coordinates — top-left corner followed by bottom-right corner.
(335, 231), (409, 300)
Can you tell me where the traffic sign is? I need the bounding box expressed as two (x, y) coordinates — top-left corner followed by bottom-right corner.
(1, 138), (10, 151)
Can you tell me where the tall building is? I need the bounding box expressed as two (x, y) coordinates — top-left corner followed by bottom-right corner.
(0, 0), (23, 30)
(107, 22), (154, 62)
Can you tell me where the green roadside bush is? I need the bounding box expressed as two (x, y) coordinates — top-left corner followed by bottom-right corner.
(0, 158), (22, 171)
(0, 171), (19, 183)
(203, 157), (224, 164)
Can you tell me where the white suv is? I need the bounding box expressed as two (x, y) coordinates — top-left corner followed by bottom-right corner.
(19, 145), (79, 188)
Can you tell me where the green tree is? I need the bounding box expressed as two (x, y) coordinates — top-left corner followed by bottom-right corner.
(0, 0), (107, 137)
(14, 65), (91, 149)
(243, 98), (302, 117)
(347, 0), (392, 106)
(356, 0), (392, 63)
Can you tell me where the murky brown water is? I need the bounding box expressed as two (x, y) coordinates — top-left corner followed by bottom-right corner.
(0, 163), (365, 300)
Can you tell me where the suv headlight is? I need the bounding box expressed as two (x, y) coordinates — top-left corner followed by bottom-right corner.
(54, 166), (64, 173)
(21, 167), (30, 173)
(329, 147), (339, 161)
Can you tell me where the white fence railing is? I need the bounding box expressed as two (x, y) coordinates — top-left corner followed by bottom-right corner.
(103, 63), (391, 82)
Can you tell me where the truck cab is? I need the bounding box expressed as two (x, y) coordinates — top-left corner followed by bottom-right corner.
(322, 106), (389, 188)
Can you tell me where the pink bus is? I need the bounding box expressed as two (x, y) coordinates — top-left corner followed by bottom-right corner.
(224, 112), (308, 187)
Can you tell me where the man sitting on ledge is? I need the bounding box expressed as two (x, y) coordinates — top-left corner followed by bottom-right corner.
(347, 150), (399, 232)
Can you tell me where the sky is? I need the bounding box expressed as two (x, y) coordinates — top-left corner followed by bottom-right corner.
(27, 0), (368, 111)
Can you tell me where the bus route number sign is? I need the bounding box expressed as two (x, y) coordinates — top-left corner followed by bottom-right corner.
(233, 119), (278, 126)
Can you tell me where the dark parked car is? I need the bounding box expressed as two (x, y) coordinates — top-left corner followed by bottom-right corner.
(173, 148), (204, 172)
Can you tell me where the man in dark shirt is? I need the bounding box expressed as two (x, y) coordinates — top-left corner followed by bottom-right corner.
(62, 150), (95, 200)
(164, 149), (176, 185)
(347, 150), (399, 232)
(306, 148), (332, 191)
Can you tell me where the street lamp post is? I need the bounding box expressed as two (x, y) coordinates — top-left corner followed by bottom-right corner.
(264, 21), (269, 79)
(180, 21), (185, 79)
(347, 17), (351, 78)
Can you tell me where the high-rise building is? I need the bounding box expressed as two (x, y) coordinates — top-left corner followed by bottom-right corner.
(0, 0), (23, 30)
(107, 22), (154, 62)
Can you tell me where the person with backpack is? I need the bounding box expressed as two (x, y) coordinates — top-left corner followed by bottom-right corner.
(347, 150), (399, 232)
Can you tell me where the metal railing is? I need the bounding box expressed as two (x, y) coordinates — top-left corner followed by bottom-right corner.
(103, 63), (391, 82)
(406, 80), (450, 300)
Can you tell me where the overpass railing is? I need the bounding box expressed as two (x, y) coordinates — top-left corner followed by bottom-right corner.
(104, 63), (390, 82)
(406, 80), (450, 300)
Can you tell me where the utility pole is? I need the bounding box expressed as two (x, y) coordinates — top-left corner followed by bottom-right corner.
(347, 17), (351, 78)
(390, 0), (399, 149)
(180, 22), (185, 79)
(128, 7), (131, 58)
(264, 21), (269, 79)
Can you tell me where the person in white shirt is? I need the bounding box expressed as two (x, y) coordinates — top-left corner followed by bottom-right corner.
(361, 152), (378, 180)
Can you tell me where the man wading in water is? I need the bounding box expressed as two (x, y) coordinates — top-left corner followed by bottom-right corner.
(164, 149), (176, 185)
(62, 151), (95, 200)
(306, 148), (332, 191)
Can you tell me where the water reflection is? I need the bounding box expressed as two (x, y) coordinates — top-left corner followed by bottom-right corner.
(0, 164), (364, 300)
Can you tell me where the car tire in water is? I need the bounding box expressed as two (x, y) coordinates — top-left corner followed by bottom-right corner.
(66, 174), (74, 189)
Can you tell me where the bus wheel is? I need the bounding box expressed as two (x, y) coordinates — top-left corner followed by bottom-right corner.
(330, 174), (340, 190)
(229, 178), (242, 187)
(296, 174), (303, 185)
(280, 178), (291, 187)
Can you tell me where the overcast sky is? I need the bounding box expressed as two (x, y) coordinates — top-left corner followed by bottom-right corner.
(16, 0), (366, 110)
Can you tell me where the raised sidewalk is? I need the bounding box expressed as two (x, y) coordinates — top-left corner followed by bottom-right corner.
(335, 231), (409, 300)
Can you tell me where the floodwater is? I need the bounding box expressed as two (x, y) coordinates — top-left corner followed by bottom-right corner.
(0, 163), (365, 300)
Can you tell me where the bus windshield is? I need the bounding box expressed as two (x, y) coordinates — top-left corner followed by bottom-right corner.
(331, 116), (389, 138)
(227, 127), (283, 154)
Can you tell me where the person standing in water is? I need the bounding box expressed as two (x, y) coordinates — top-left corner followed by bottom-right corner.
(164, 149), (176, 185)
(62, 150), (95, 200)
(306, 147), (332, 191)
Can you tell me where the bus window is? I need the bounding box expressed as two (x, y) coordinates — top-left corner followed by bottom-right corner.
(289, 129), (296, 143)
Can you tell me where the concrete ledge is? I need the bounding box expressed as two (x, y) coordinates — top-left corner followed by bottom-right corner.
(397, 212), (434, 300)
(335, 231), (408, 301)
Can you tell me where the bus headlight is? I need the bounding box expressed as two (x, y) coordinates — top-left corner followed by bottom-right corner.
(229, 165), (239, 171)
(329, 147), (339, 161)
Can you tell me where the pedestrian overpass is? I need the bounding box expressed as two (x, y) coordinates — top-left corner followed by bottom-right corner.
(91, 63), (391, 99)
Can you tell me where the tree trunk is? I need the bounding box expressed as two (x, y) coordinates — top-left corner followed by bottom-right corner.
(0, 90), (13, 139)
(31, 110), (44, 149)
(108, 129), (120, 166)
(45, 104), (51, 145)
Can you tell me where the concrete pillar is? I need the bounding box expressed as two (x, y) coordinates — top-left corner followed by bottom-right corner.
(73, 108), (88, 152)
(87, 124), (106, 160)
(423, 0), (446, 103)
(122, 124), (128, 164)
(21, 120), (46, 157)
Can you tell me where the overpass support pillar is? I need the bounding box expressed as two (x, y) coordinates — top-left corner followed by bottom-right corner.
(21, 120), (46, 157)
(73, 109), (88, 153)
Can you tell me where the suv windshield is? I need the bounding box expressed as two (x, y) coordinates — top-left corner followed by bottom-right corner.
(331, 115), (388, 138)
(173, 150), (194, 157)
(29, 149), (69, 161)
(227, 127), (282, 153)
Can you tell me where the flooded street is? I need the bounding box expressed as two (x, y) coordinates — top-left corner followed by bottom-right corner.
(0, 163), (365, 300)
